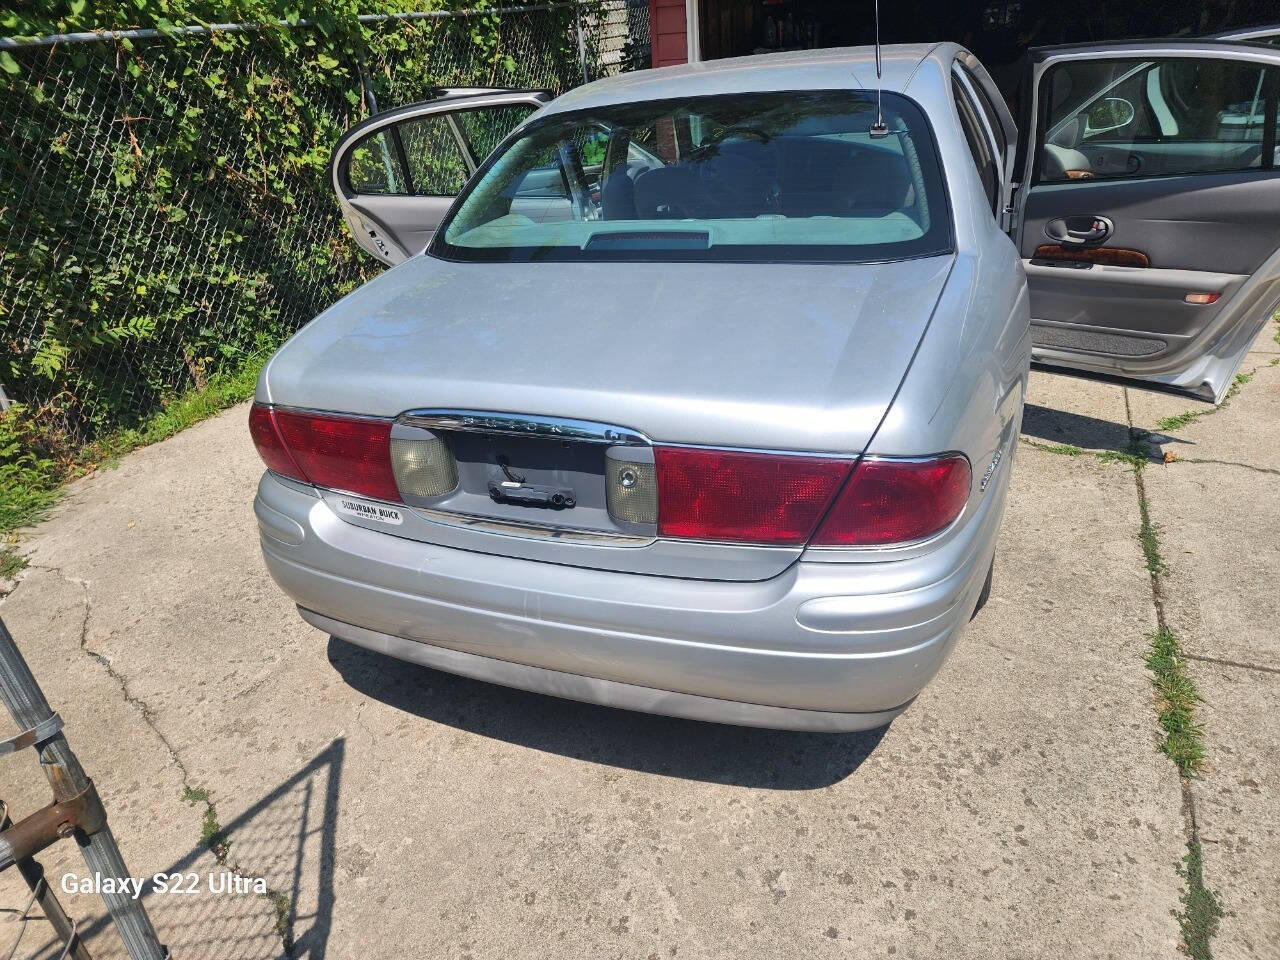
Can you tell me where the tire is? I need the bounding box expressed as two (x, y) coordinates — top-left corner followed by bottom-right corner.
(971, 558), (994, 619)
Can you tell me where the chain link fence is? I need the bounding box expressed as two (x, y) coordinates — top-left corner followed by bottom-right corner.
(0, 1), (650, 454)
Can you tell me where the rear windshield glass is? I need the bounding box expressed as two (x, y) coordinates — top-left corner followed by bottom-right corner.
(429, 90), (953, 264)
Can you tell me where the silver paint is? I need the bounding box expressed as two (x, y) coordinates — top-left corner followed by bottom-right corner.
(256, 43), (1034, 727)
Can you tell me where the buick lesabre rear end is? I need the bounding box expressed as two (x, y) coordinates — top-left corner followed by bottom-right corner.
(251, 46), (1031, 731)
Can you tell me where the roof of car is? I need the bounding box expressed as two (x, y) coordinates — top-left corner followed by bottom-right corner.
(543, 43), (953, 115)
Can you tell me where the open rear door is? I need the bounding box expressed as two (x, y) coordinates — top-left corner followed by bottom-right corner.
(1011, 41), (1280, 402)
(330, 88), (551, 266)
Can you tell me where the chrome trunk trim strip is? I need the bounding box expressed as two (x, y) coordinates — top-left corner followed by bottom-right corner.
(398, 409), (652, 446)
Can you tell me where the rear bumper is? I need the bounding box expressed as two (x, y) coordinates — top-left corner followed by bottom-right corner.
(256, 468), (1005, 731)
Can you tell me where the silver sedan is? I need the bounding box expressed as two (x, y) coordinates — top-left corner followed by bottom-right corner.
(252, 41), (1280, 730)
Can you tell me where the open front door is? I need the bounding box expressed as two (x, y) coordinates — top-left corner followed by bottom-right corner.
(330, 88), (551, 266)
(1011, 42), (1280, 402)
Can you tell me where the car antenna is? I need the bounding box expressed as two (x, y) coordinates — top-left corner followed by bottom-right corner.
(869, 0), (889, 138)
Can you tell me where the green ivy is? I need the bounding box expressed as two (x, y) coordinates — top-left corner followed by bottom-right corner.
(0, 0), (588, 457)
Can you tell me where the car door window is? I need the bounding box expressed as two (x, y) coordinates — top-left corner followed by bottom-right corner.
(456, 104), (539, 163)
(397, 114), (473, 196)
(341, 104), (543, 199)
(953, 78), (1000, 216)
(341, 118), (468, 197)
(331, 91), (549, 266)
(1037, 57), (1278, 183)
(346, 130), (409, 195)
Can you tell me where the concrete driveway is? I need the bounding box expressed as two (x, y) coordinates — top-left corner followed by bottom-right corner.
(1, 319), (1277, 959)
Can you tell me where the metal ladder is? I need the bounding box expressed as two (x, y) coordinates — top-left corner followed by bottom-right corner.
(0, 615), (168, 959)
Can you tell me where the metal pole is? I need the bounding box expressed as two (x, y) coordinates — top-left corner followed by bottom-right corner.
(357, 61), (380, 115)
(0, 616), (167, 960)
(574, 3), (591, 86)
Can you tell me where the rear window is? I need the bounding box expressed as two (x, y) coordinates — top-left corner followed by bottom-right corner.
(429, 90), (953, 264)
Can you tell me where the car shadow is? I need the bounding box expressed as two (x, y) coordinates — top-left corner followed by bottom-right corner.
(1021, 402), (1190, 459)
(326, 637), (887, 791)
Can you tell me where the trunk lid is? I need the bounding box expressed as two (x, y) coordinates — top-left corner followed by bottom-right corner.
(263, 255), (953, 579)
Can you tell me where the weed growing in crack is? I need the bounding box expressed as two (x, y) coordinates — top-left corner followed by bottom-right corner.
(1018, 438), (1085, 457)
(1126, 415), (1220, 954)
(1175, 837), (1225, 959)
(1156, 372), (1253, 432)
(181, 785), (297, 955)
(1135, 484), (1167, 578)
(1133, 464), (1205, 774)
(1021, 432), (1153, 468)
(1156, 409), (1201, 431)
(1098, 448), (1147, 468)
(263, 890), (295, 954)
(1145, 628), (1205, 775)
(182, 785), (232, 863)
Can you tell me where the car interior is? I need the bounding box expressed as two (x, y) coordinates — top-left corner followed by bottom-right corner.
(504, 128), (927, 227)
(1039, 57), (1273, 181)
(1021, 52), (1280, 380)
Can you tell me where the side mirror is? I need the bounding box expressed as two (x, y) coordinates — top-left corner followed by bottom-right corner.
(1083, 97), (1135, 138)
(1049, 115), (1082, 149)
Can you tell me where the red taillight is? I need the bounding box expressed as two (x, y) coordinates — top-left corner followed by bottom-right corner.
(250, 403), (400, 503)
(812, 455), (971, 546)
(655, 447), (852, 545)
(248, 403), (305, 482)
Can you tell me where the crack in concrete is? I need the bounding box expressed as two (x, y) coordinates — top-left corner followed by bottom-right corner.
(27, 562), (188, 777)
(1147, 350), (1276, 435)
(1122, 388), (1223, 959)
(1020, 436), (1280, 479)
(14, 562), (298, 956)
(1173, 457), (1280, 477)
(1180, 651), (1280, 677)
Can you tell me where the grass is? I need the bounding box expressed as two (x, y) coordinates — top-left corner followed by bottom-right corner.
(1132, 462), (1204, 775)
(1144, 628), (1205, 776)
(1134, 475), (1167, 578)
(1175, 837), (1226, 960)
(1021, 432), (1150, 469)
(184, 783), (297, 954)
(0, 348), (270, 583)
(1097, 446), (1148, 468)
(1, 537), (29, 580)
(80, 350), (267, 467)
(182, 784), (232, 863)
(1156, 372), (1254, 433)
(1127, 442), (1219, 955)
(1155, 409), (1201, 431)
(263, 889), (294, 952)
(1018, 438), (1085, 457)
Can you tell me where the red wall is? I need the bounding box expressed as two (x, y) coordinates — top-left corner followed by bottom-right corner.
(649, 0), (689, 67)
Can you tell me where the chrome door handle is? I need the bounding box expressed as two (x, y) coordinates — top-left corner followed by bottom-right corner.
(1045, 215), (1113, 246)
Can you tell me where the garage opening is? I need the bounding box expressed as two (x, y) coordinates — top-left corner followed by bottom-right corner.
(660, 0), (1279, 97)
